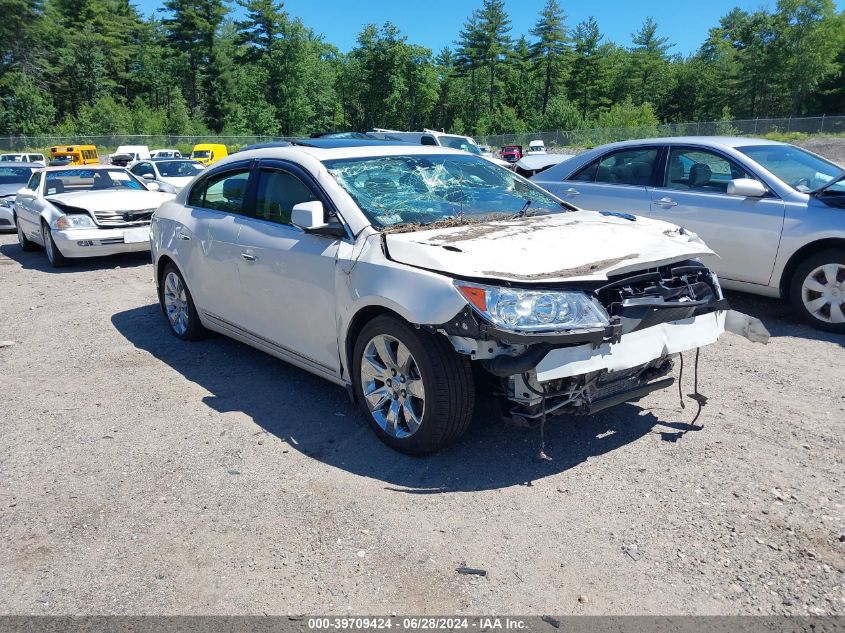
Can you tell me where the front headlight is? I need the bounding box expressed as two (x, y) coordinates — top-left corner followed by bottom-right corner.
(456, 282), (610, 332)
(1, 197), (14, 208)
(55, 214), (96, 229)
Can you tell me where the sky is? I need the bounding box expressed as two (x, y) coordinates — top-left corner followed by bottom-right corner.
(134, 0), (844, 56)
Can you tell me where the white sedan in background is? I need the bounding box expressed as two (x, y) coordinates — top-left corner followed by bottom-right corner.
(14, 166), (175, 267)
(130, 158), (204, 192)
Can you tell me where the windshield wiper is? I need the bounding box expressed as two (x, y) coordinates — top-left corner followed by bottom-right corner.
(510, 200), (531, 219)
(810, 170), (845, 195)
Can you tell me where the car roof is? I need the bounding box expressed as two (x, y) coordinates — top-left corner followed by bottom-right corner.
(149, 157), (199, 162)
(0, 161), (42, 168)
(293, 138), (415, 149)
(594, 136), (787, 151)
(40, 164), (127, 173)
(218, 143), (471, 169)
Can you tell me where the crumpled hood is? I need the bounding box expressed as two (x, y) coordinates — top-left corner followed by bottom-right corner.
(45, 189), (174, 211)
(384, 210), (717, 283)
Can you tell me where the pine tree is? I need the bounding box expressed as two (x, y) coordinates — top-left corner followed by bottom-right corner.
(529, 0), (569, 114)
(568, 17), (604, 120)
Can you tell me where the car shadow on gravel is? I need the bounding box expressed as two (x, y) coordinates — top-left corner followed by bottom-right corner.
(112, 303), (703, 494)
(0, 242), (150, 273)
(724, 290), (843, 347)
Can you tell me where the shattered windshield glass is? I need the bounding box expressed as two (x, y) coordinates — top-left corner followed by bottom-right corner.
(323, 153), (565, 229)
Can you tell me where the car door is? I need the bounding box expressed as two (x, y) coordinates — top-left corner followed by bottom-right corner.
(180, 163), (254, 323)
(549, 146), (660, 215)
(648, 146), (785, 285)
(14, 171), (43, 240)
(235, 160), (342, 375)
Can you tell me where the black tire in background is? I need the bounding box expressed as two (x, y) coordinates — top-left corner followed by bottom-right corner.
(352, 314), (475, 455)
(159, 263), (208, 341)
(789, 248), (845, 334)
(16, 216), (37, 251)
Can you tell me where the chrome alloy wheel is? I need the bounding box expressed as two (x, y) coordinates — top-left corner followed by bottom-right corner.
(163, 271), (189, 335)
(360, 334), (425, 438)
(801, 263), (845, 325)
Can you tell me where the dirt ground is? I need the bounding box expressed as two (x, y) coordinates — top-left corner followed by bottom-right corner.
(0, 231), (842, 616)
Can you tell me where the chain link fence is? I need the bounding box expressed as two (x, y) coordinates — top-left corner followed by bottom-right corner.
(475, 115), (845, 150)
(0, 134), (289, 153)
(1, 116), (843, 153)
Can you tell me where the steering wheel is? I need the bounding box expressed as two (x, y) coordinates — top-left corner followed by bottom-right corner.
(792, 177), (810, 190)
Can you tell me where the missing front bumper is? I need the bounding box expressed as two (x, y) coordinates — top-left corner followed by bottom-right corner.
(534, 311), (725, 382)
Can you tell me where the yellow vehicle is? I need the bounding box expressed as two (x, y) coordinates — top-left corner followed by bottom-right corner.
(49, 145), (100, 165)
(190, 143), (228, 166)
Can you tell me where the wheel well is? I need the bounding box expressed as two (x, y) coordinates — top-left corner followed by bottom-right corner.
(343, 305), (405, 384)
(779, 238), (845, 298)
(155, 254), (175, 287)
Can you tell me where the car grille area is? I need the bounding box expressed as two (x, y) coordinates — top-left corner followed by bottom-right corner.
(595, 260), (724, 333)
(93, 209), (154, 227)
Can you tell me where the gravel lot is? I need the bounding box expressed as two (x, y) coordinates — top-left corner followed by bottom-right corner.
(0, 231), (842, 616)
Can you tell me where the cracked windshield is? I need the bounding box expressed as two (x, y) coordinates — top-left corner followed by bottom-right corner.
(324, 154), (565, 229)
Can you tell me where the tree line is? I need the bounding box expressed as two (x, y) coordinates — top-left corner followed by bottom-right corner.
(0, 0), (843, 139)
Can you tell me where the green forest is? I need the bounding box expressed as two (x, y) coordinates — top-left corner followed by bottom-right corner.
(1, 0), (844, 139)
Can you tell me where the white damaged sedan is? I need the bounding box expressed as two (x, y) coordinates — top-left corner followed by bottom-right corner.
(14, 165), (175, 267)
(150, 140), (765, 455)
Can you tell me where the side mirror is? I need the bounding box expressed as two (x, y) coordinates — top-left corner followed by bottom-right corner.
(146, 181), (161, 192)
(141, 173), (155, 180)
(291, 201), (327, 230)
(728, 178), (766, 197)
(16, 187), (33, 198)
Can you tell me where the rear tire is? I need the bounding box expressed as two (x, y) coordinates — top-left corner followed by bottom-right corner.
(159, 263), (208, 341)
(789, 249), (845, 333)
(41, 221), (68, 267)
(352, 314), (474, 455)
(16, 216), (37, 251)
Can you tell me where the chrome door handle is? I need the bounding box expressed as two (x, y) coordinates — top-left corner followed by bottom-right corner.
(178, 233), (191, 241)
(240, 253), (256, 262)
(563, 187), (580, 196)
(655, 197), (678, 207)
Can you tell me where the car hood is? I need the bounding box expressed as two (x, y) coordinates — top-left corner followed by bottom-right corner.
(45, 189), (174, 211)
(383, 210), (717, 283)
(0, 183), (26, 197)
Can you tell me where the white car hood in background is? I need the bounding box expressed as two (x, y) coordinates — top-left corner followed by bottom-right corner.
(384, 210), (717, 283)
(45, 189), (174, 211)
(158, 176), (195, 189)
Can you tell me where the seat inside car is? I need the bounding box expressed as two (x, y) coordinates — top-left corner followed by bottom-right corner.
(689, 163), (712, 189)
(45, 179), (65, 195)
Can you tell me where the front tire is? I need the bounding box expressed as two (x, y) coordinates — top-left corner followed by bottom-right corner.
(352, 314), (474, 455)
(41, 221), (68, 267)
(789, 249), (845, 333)
(159, 263), (207, 340)
(16, 216), (37, 251)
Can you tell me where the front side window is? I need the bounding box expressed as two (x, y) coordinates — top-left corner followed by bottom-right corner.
(324, 153), (565, 229)
(188, 169), (250, 214)
(737, 144), (845, 193)
(254, 169), (317, 226)
(594, 148), (659, 186)
(440, 135), (482, 155)
(665, 148), (753, 192)
(27, 172), (42, 191)
(131, 162), (155, 177)
(156, 160), (203, 178)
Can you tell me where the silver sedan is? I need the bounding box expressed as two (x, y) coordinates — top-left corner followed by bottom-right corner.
(533, 137), (845, 332)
